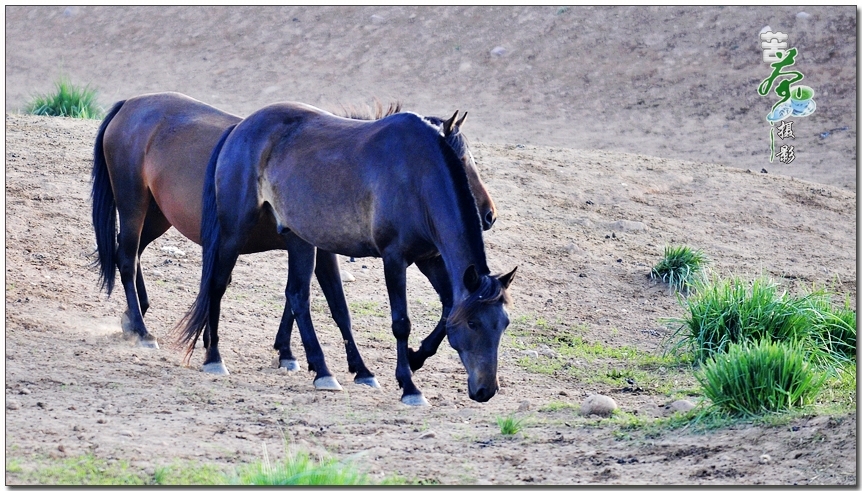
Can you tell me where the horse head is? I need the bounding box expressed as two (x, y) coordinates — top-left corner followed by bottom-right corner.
(439, 111), (497, 231)
(446, 264), (517, 402)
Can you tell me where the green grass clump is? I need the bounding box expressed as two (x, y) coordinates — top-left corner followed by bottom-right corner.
(650, 245), (708, 293)
(24, 77), (102, 119)
(496, 414), (525, 436)
(665, 276), (843, 364)
(231, 448), (369, 485)
(695, 338), (827, 417)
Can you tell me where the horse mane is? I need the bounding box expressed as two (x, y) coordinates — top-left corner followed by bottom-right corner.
(448, 273), (513, 327)
(432, 121), (488, 275)
(337, 99), (402, 121)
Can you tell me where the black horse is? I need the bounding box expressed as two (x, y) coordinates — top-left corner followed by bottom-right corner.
(175, 102), (516, 405)
(92, 93), (496, 390)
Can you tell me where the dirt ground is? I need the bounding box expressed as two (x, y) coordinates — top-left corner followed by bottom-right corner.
(4, 6), (857, 485)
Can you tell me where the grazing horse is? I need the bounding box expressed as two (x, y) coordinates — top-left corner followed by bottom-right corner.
(175, 102), (516, 405)
(91, 92), (497, 389)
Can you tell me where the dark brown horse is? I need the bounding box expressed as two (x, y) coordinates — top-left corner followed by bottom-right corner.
(91, 92), (497, 389)
(175, 102), (516, 405)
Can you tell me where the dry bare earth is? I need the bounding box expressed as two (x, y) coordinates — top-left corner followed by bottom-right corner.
(4, 113), (856, 485)
(4, 6), (857, 190)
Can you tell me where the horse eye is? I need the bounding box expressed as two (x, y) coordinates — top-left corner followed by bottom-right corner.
(467, 321), (478, 330)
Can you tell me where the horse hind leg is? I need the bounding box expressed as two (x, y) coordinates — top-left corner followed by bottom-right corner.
(125, 208), (172, 348)
(116, 211), (157, 348)
(273, 292), (300, 371)
(283, 233), (341, 391)
(315, 250), (379, 388)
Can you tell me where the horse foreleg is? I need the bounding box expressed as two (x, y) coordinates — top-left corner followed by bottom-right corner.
(408, 255), (453, 372)
(384, 255), (428, 406)
(315, 250), (379, 388)
(284, 234), (341, 391)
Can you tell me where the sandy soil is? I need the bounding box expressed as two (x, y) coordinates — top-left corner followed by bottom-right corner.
(4, 6), (857, 485)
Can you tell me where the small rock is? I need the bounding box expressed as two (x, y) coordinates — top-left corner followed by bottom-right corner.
(7, 400), (20, 410)
(370, 14), (386, 24)
(759, 454), (771, 464)
(558, 390), (568, 396)
(341, 270), (356, 282)
(160, 246), (186, 257)
(517, 400), (531, 412)
(761, 168), (768, 174)
(579, 394), (618, 417)
(796, 11), (811, 19)
(120, 430), (135, 437)
(609, 220), (647, 232)
(578, 272), (587, 278)
(537, 345), (558, 358)
(18, 387), (30, 395)
(97, 418), (107, 424)
(36, 401), (47, 409)
(520, 350), (539, 359)
(418, 431), (436, 439)
(670, 399), (696, 413)
(490, 46), (507, 56)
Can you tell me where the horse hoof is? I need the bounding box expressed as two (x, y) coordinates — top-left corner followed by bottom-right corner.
(120, 311), (134, 334)
(202, 362), (230, 375)
(138, 335), (159, 349)
(313, 376), (343, 391)
(401, 394), (430, 407)
(279, 359), (300, 371)
(354, 376), (380, 389)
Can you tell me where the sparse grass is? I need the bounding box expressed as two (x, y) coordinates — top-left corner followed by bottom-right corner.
(24, 77), (102, 119)
(650, 244), (708, 293)
(230, 447), (369, 485)
(349, 300), (388, 318)
(695, 338), (827, 417)
(496, 414), (526, 436)
(539, 401), (579, 412)
(151, 462), (224, 485)
(8, 454), (149, 485)
(665, 276), (854, 366)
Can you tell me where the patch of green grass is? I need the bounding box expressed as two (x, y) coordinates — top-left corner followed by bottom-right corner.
(229, 448), (370, 485)
(539, 401), (579, 412)
(496, 414), (526, 436)
(10, 454), (148, 485)
(695, 338), (827, 417)
(665, 276), (851, 366)
(349, 300), (388, 318)
(25, 77), (102, 119)
(650, 244), (709, 293)
(6, 458), (23, 473)
(151, 462), (224, 485)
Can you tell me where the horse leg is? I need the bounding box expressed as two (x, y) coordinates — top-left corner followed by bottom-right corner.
(383, 255), (428, 406)
(283, 233), (341, 391)
(273, 278), (299, 371)
(199, 235), (243, 375)
(115, 205), (159, 348)
(134, 209), (171, 318)
(315, 250), (379, 388)
(408, 255), (453, 372)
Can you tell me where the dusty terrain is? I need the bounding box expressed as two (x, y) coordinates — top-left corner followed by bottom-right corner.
(4, 6), (857, 485)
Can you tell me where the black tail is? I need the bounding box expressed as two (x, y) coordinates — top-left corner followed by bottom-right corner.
(91, 100), (126, 295)
(173, 123), (237, 362)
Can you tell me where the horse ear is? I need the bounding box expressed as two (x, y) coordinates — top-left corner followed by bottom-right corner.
(463, 264), (481, 293)
(443, 110), (459, 136)
(455, 111), (468, 128)
(498, 266), (517, 289)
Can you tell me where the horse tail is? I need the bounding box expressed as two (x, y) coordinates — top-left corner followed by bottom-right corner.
(173, 123), (237, 362)
(90, 100), (126, 296)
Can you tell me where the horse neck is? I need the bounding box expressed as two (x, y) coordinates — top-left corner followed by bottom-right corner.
(421, 143), (490, 301)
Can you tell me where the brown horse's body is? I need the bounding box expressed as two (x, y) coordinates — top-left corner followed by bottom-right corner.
(102, 92), (282, 252)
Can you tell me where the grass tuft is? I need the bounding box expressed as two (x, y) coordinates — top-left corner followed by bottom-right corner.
(650, 245), (708, 293)
(695, 338), (827, 417)
(24, 77), (102, 119)
(664, 275), (854, 366)
(496, 414), (525, 436)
